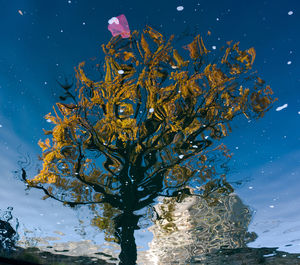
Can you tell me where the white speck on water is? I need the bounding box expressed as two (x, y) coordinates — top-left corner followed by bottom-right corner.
(46, 119), (52, 123)
(119, 109), (124, 113)
(288, 11), (293, 15)
(287, 61), (292, 65)
(179, 155), (184, 159)
(44, 81), (48, 85)
(177, 6), (184, 11)
(264, 253), (276, 258)
(60, 29), (64, 33)
(204, 136), (209, 139)
(192, 145), (198, 148)
(249, 186), (253, 190)
(216, 17), (220, 21)
(118, 70), (124, 74)
(298, 111), (300, 115)
(235, 146), (239, 150)
(212, 45), (216, 50)
(68, 0), (71, 3)
(269, 205), (275, 208)
(0, 124), (2, 128)
(149, 108), (154, 113)
(171, 65), (177, 69)
(276, 104), (288, 111)
(82, 22), (86, 25)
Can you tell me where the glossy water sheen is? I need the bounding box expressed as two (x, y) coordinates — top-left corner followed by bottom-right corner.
(0, 0), (299, 264)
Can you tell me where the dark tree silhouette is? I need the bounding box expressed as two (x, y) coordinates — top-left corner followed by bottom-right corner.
(21, 26), (276, 264)
(0, 207), (18, 252)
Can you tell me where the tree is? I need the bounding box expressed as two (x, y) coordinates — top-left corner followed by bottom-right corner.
(21, 26), (276, 264)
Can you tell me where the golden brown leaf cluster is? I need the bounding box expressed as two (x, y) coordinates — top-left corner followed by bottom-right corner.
(25, 26), (276, 236)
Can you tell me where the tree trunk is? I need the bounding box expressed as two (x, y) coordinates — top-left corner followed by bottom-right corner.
(117, 212), (140, 265)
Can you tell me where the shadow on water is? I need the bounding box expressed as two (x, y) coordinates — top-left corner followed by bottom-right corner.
(0, 207), (19, 252)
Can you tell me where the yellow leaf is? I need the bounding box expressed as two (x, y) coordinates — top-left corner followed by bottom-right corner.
(123, 51), (135, 61)
(145, 26), (164, 45)
(185, 38), (199, 59)
(219, 123), (227, 136)
(38, 139), (51, 151)
(173, 49), (186, 67)
(135, 144), (142, 153)
(105, 58), (112, 82)
(247, 47), (256, 65)
(221, 47), (231, 64)
(140, 34), (151, 59)
(42, 129), (52, 135)
(205, 92), (215, 106)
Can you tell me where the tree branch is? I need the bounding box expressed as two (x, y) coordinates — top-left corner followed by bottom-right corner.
(21, 168), (101, 207)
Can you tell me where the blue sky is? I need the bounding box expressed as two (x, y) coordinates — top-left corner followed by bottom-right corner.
(0, 0), (299, 254)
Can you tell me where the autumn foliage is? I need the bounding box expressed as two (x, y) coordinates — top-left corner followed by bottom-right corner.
(22, 27), (275, 245)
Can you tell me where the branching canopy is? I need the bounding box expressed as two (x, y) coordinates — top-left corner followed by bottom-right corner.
(22, 26), (276, 240)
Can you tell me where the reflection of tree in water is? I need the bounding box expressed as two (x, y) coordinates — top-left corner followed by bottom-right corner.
(19, 25), (276, 265)
(140, 191), (257, 264)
